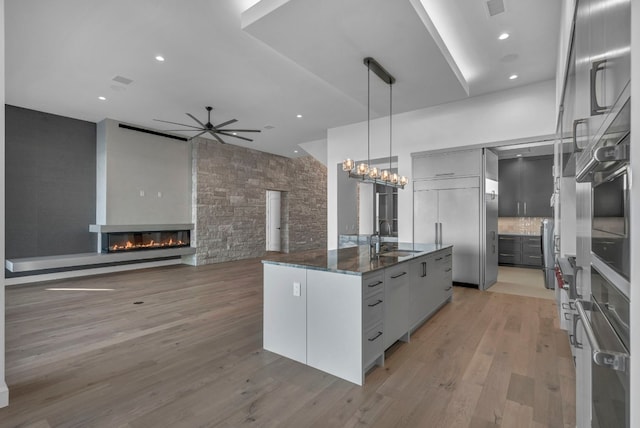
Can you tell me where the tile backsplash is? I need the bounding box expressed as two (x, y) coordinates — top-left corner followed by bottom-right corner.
(498, 217), (549, 236)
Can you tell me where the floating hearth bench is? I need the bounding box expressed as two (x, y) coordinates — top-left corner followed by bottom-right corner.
(5, 246), (196, 273)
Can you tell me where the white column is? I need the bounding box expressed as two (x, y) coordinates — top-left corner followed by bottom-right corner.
(1, 0), (9, 408)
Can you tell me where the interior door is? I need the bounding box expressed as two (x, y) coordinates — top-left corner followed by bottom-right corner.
(439, 187), (480, 285)
(413, 189), (438, 244)
(266, 190), (281, 251)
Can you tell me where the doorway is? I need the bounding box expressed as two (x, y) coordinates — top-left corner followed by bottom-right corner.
(266, 190), (282, 252)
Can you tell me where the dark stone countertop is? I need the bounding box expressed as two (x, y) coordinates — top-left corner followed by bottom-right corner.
(498, 232), (542, 237)
(261, 243), (452, 276)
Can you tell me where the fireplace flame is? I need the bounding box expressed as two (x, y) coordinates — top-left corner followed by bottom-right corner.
(110, 238), (186, 252)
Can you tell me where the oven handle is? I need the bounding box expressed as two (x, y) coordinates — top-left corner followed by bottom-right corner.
(575, 300), (629, 372)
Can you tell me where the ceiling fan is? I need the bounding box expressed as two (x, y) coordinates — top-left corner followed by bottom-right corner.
(154, 106), (261, 144)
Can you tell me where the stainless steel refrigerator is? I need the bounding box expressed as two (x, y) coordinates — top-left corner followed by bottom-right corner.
(414, 177), (480, 286)
(540, 218), (555, 289)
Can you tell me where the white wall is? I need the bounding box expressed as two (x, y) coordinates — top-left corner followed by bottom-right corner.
(327, 79), (557, 249)
(555, 0), (576, 118)
(1, 0), (8, 408)
(96, 119), (192, 225)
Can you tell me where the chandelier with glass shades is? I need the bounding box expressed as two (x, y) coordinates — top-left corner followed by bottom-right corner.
(342, 57), (408, 189)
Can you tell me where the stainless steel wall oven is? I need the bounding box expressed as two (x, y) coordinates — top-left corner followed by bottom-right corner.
(591, 164), (630, 280)
(575, 267), (630, 427)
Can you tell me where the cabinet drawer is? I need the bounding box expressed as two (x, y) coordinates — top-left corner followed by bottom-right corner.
(363, 323), (384, 367)
(498, 253), (522, 265)
(434, 250), (452, 269)
(522, 254), (542, 267)
(362, 272), (385, 297)
(498, 235), (522, 253)
(363, 291), (384, 330)
(385, 264), (410, 285)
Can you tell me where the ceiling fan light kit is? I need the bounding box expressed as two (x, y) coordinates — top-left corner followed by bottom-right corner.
(154, 106), (261, 144)
(342, 57), (408, 189)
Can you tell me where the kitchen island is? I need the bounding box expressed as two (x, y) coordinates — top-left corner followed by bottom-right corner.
(262, 243), (453, 385)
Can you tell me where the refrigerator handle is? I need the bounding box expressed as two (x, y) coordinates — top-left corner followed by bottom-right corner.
(438, 223), (443, 245)
(517, 202), (520, 216)
(524, 202), (527, 216)
(435, 222), (439, 245)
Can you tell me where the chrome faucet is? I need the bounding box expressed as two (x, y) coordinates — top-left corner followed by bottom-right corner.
(369, 232), (381, 259)
(379, 220), (392, 237)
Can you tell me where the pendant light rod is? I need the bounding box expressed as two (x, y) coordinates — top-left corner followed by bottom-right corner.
(363, 57), (396, 85)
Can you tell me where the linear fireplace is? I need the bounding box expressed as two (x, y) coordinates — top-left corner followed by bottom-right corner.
(102, 230), (190, 253)
(89, 224), (194, 254)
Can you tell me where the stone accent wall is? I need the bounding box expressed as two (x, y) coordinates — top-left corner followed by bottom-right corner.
(192, 138), (327, 265)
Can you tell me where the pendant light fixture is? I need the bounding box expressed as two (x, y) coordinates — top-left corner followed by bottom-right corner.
(342, 57), (408, 189)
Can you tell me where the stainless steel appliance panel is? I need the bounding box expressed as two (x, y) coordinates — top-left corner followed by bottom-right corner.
(592, 167), (630, 280)
(541, 219), (555, 289)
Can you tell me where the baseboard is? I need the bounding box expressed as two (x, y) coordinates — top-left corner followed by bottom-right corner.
(0, 381), (8, 408)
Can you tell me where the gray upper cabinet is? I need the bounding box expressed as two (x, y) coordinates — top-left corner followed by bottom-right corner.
(498, 156), (553, 218)
(498, 158), (520, 217)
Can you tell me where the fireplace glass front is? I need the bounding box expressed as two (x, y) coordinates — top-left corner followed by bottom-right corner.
(102, 230), (190, 253)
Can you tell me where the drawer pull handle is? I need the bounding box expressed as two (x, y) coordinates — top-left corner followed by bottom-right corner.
(435, 172), (455, 176)
(390, 272), (407, 279)
(368, 331), (383, 342)
(435, 257), (443, 261)
(368, 299), (383, 307)
(445, 286), (452, 291)
(499, 253), (513, 257)
(444, 254), (452, 258)
(367, 280), (383, 288)
(445, 268), (452, 272)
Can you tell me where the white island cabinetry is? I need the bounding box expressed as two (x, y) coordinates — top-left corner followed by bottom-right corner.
(263, 244), (453, 385)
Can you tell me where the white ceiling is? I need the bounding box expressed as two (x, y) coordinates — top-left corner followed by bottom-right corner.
(4, 0), (561, 158)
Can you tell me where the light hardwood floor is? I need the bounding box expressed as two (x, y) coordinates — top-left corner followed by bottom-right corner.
(0, 259), (575, 427)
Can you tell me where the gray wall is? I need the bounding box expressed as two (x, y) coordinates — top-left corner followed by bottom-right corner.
(5, 105), (96, 259)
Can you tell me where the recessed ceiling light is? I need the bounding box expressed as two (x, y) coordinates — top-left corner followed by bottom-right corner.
(498, 33), (510, 40)
(155, 55), (165, 62)
(232, 132), (237, 135)
(294, 150), (299, 153)
(516, 154), (523, 157)
(98, 96), (106, 101)
(296, 114), (303, 118)
(509, 74), (518, 80)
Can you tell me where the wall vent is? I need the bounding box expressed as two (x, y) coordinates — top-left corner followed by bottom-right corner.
(118, 123), (189, 142)
(486, 0), (505, 16)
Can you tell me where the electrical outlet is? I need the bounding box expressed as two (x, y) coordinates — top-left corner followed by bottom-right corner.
(293, 282), (301, 297)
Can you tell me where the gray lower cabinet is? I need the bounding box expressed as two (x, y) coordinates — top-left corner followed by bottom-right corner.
(498, 235), (542, 267)
(384, 264), (410, 350)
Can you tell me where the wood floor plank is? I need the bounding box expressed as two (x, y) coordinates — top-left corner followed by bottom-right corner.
(0, 259), (575, 427)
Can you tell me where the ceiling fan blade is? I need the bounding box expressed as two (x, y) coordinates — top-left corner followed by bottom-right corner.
(157, 128), (205, 132)
(218, 132), (254, 142)
(208, 130), (226, 144)
(219, 129), (261, 133)
(214, 119), (238, 129)
(186, 113), (207, 128)
(153, 119), (202, 129)
(188, 131), (207, 141)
